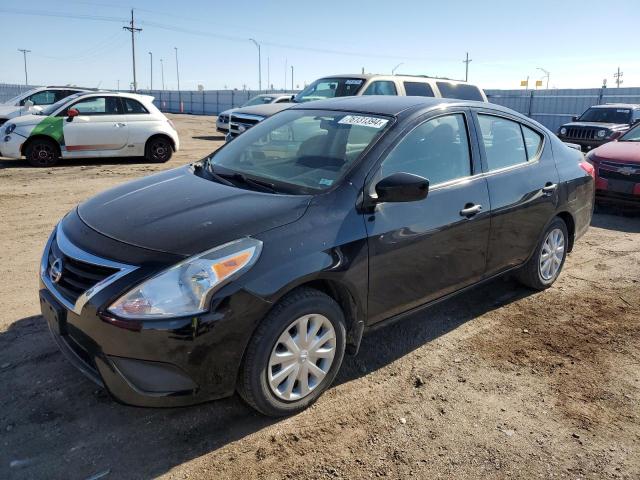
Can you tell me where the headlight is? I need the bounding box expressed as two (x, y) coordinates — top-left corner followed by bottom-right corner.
(4, 123), (16, 135)
(108, 237), (262, 319)
(559, 127), (567, 135)
(597, 129), (607, 138)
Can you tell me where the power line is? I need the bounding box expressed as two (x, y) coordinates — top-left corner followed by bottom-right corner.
(122, 9), (142, 92)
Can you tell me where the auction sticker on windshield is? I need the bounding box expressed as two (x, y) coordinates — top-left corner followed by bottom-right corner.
(338, 115), (388, 129)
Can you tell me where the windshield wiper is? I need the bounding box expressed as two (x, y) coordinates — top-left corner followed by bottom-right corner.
(207, 163), (277, 193)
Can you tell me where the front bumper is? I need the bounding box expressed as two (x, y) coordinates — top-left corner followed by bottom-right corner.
(40, 222), (272, 407)
(1, 133), (24, 159)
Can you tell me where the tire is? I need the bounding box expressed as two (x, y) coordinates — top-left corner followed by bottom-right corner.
(238, 288), (346, 417)
(145, 136), (173, 163)
(517, 217), (569, 290)
(24, 138), (60, 167)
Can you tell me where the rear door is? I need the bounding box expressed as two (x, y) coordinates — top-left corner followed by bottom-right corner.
(365, 109), (491, 324)
(62, 96), (129, 156)
(471, 110), (559, 275)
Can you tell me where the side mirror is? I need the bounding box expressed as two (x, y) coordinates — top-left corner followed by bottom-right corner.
(374, 172), (429, 203)
(24, 100), (34, 109)
(571, 115), (579, 122)
(66, 108), (79, 122)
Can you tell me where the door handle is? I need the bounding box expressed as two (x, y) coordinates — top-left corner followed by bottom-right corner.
(114, 122), (127, 127)
(542, 183), (557, 195)
(459, 203), (483, 217)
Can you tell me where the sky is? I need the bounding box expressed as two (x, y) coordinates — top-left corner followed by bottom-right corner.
(0, 0), (638, 91)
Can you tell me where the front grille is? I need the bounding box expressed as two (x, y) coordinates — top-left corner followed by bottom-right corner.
(599, 161), (640, 183)
(565, 127), (597, 140)
(47, 236), (119, 304)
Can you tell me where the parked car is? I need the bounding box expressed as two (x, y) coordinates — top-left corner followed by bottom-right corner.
(585, 122), (640, 204)
(39, 96), (593, 416)
(1, 91), (179, 166)
(216, 93), (296, 133)
(0, 86), (90, 127)
(556, 103), (640, 151)
(225, 74), (487, 139)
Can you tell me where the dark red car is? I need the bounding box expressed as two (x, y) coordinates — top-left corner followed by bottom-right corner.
(586, 123), (640, 204)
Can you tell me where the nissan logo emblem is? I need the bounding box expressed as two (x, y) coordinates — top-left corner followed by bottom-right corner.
(49, 258), (64, 284)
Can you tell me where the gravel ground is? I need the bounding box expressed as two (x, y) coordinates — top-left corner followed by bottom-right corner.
(0, 114), (638, 480)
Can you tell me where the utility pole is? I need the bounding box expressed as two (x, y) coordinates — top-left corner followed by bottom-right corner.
(267, 57), (270, 92)
(18, 49), (31, 85)
(537, 67), (550, 90)
(123, 9), (142, 92)
(249, 38), (261, 91)
(463, 52), (472, 82)
(117, 79), (120, 91)
(160, 58), (165, 90)
(291, 65), (294, 90)
(614, 67), (623, 88)
(284, 58), (287, 91)
(174, 47), (181, 109)
(148, 51), (153, 90)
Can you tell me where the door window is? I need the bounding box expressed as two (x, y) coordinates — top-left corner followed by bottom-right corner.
(68, 96), (122, 115)
(403, 82), (435, 97)
(21, 90), (56, 106)
(363, 81), (398, 96)
(380, 113), (472, 185)
(436, 82), (484, 101)
(477, 115), (527, 170)
(521, 125), (543, 160)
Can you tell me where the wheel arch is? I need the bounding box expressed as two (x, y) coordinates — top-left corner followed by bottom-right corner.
(556, 210), (576, 252)
(145, 133), (176, 153)
(21, 134), (61, 157)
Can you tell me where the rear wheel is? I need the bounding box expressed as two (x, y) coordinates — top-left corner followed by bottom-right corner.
(25, 138), (59, 167)
(238, 288), (346, 417)
(517, 217), (568, 290)
(145, 136), (173, 163)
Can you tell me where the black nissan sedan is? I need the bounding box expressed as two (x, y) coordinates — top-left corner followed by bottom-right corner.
(39, 96), (594, 416)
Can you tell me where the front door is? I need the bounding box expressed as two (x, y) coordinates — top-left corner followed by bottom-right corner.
(62, 96), (129, 156)
(365, 110), (491, 325)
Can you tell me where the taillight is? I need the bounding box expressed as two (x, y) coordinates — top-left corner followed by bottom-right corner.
(579, 161), (595, 178)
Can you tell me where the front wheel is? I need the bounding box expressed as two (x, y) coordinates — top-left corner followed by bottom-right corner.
(145, 137), (173, 163)
(238, 288), (346, 417)
(517, 217), (569, 290)
(24, 138), (59, 167)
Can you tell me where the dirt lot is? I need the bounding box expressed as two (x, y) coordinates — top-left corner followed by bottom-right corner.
(1, 114), (638, 480)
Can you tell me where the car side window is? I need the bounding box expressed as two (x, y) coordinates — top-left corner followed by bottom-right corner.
(123, 98), (149, 114)
(70, 96), (122, 115)
(403, 82), (435, 97)
(276, 98), (291, 103)
(363, 81), (398, 96)
(21, 90), (57, 106)
(521, 125), (543, 160)
(380, 113), (472, 186)
(477, 115), (527, 170)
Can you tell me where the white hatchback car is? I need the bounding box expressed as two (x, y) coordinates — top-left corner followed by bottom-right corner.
(1, 92), (179, 167)
(0, 86), (89, 127)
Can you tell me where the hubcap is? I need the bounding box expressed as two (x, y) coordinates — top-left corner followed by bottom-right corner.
(539, 228), (565, 281)
(268, 314), (336, 401)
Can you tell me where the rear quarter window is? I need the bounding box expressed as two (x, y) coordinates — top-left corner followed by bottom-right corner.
(437, 82), (484, 101)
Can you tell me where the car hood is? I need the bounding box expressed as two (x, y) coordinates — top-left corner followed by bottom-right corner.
(231, 102), (293, 118)
(591, 140), (640, 164)
(8, 113), (45, 128)
(0, 104), (31, 120)
(77, 166), (312, 256)
(218, 108), (237, 116)
(562, 121), (628, 131)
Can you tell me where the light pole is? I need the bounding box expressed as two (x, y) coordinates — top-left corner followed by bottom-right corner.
(160, 58), (165, 90)
(249, 38), (262, 91)
(291, 65), (294, 90)
(148, 51), (153, 90)
(392, 62), (403, 75)
(18, 49), (31, 85)
(175, 47), (181, 110)
(537, 67), (550, 90)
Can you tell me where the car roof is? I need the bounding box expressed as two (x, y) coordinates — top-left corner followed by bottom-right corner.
(591, 103), (640, 109)
(318, 74), (472, 85)
(289, 95), (494, 116)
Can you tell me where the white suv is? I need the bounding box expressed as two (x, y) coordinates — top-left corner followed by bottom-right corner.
(0, 86), (89, 127)
(1, 92), (179, 167)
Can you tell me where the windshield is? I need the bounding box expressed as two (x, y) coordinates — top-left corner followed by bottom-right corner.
(578, 107), (632, 124)
(38, 93), (84, 116)
(294, 78), (365, 103)
(243, 95), (276, 107)
(620, 123), (640, 142)
(207, 109), (391, 193)
(2, 89), (35, 106)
